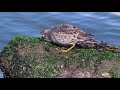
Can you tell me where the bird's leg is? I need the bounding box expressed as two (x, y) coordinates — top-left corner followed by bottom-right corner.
(61, 44), (75, 52)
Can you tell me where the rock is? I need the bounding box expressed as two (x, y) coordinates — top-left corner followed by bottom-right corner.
(0, 36), (120, 78)
(102, 72), (111, 78)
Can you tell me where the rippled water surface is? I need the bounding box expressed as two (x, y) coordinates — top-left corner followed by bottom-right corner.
(0, 12), (120, 78)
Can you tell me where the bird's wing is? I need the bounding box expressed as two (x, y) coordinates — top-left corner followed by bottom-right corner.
(77, 30), (91, 39)
(77, 29), (97, 44)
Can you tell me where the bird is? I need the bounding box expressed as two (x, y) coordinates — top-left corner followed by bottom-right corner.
(40, 24), (97, 52)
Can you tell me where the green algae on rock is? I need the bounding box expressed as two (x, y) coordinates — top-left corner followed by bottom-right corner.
(0, 36), (120, 78)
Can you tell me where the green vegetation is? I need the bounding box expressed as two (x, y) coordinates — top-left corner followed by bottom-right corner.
(0, 36), (120, 78)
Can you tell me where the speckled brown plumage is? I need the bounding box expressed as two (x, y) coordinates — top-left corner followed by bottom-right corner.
(40, 24), (96, 52)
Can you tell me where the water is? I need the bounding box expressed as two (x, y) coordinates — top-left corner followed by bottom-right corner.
(0, 12), (120, 78)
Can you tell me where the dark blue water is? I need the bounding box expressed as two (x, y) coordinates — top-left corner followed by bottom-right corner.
(0, 12), (120, 78)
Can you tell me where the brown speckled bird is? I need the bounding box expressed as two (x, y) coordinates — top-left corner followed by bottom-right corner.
(40, 24), (97, 52)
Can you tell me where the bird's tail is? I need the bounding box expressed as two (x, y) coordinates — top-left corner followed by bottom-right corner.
(77, 38), (97, 48)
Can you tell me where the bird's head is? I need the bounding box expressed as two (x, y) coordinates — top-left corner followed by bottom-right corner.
(40, 29), (50, 40)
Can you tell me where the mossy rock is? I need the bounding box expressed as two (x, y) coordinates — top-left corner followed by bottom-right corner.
(0, 36), (120, 78)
